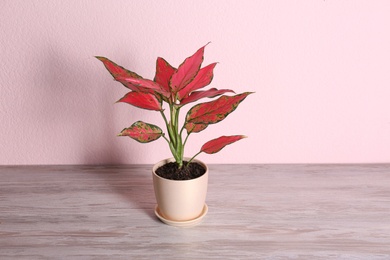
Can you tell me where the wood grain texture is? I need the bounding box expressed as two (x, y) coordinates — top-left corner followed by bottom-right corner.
(1, 164), (390, 259)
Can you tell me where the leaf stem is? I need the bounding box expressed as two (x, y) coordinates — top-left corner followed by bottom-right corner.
(183, 132), (190, 147)
(160, 110), (169, 128)
(162, 135), (170, 144)
(187, 151), (202, 165)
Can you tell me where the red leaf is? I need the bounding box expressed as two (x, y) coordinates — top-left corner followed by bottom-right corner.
(96, 56), (142, 91)
(177, 63), (217, 100)
(180, 88), (235, 105)
(201, 135), (247, 154)
(169, 44), (208, 93)
(185, 92), (253, 132)
(154, 57), (176, 93)
(117, 92), (162, 111)
(184, 122), (208, 133)
(118, 121), (163, 143)
(116, 77), (170, 98)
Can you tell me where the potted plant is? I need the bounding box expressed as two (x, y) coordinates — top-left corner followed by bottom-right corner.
(96, 44), (252, 226)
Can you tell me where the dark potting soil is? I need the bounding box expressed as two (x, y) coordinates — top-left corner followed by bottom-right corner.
(155, 161), (206, 180)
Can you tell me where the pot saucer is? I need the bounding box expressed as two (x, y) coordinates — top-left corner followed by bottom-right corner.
(154, 204), (208, 227)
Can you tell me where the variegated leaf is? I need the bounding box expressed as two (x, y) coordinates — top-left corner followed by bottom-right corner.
(184, 122), (208, 133)
(201, 135), (247, 154)
(154, 57), (176, 93)
(116, 77), (170, 98)
(117, 92), (162, 111)
(118, 121), (163, 143)
(185, 92), (253, 133)
(169, 44), (208, 93)
(177, 63), (217, 100)
(96, 56), (142, 91)
(180, 88), (235, 105)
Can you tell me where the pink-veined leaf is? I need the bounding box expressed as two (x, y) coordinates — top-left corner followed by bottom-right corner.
(180, 88), (235, 105)
(118, 121), (163, 143)
(184, 92), (253, 133)
(170, 44), (208, 93)
(201, 135), (247, 154)
(117, 92), (162, 111)
(177, 63), (217, 100)
(116, 77), (170, 98)
(96, 56), (142, 91)
(154, 57), (176, 93)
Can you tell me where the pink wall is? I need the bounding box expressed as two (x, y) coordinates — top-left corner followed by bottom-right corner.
(1, 1), (390, 165)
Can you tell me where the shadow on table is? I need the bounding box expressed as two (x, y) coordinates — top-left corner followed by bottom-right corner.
(37, 47), (159, 222)
(83, 164), (158, 222)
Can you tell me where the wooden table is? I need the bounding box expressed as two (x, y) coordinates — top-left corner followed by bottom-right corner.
(1, 164), (389, 259)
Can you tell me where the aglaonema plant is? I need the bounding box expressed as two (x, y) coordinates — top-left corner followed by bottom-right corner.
(96, 44), (252, 169)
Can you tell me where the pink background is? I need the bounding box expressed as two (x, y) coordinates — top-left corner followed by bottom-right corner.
(1, 1), (390, 165)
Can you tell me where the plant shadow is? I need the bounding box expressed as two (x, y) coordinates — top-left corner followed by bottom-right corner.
(37, 46), (157, 221)
(84, 164), (158, 221)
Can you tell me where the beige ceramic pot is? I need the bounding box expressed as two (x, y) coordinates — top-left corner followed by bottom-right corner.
(152, 157), (208, 224)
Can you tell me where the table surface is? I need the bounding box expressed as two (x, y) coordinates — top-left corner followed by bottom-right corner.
(1, 164), (390, 259)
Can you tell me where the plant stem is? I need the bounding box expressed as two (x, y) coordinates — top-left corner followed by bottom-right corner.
(162, 135), (170, 144)
(183, 132), (190, 147)
(164, 103), (184, 168)
(187, 151), (202, 165)
(173, 105), (184, 167)
(160, 110), (169, 129)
